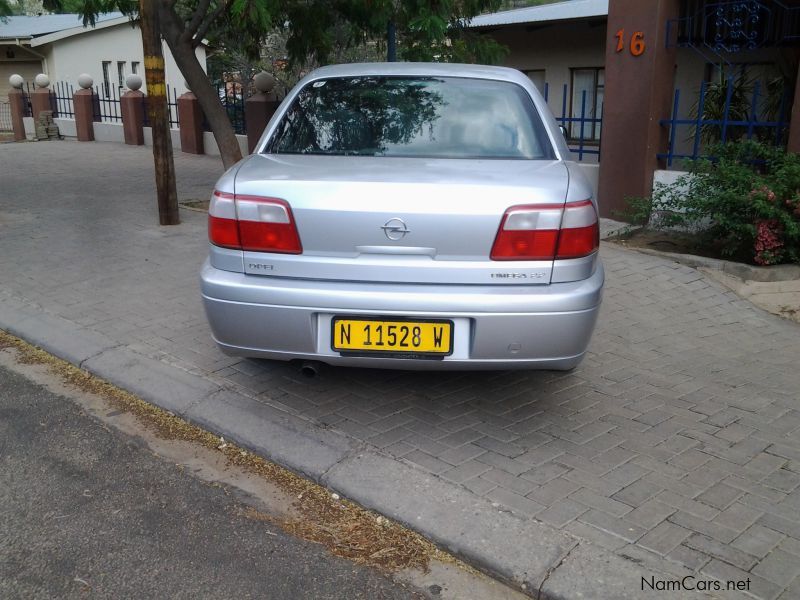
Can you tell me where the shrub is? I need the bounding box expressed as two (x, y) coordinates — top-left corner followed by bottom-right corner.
(641, 141), (800, 265)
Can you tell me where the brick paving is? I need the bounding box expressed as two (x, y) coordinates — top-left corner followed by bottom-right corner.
(2, 141), (800, 599)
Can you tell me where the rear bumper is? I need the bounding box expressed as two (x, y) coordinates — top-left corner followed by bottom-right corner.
(200, 260), (604, 370)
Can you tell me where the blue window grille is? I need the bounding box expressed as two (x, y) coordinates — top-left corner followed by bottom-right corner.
(542, 82), (602, 162)
(667, 1), (800, 60)
(658, 77), (791, 167)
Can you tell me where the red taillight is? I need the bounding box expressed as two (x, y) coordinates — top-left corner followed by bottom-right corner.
(208, 191), (240, 249)
(209, 215), (241, 249)
(556, 225), (598, 259)
(491, 200), (598, 261)
(490, 229), (560, 261)
(238, 220), (302, 253)
(208, 190), (302, 254)
(555, 200), (600, 259)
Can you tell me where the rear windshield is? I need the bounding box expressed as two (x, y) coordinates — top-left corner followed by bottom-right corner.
(265, 76), (555, 160)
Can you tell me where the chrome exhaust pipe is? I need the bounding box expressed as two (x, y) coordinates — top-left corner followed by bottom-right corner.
(299, 361), (321, 378)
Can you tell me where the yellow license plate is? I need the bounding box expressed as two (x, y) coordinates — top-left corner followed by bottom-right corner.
(332, 318), (453, 356)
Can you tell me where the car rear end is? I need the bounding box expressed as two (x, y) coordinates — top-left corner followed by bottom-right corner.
(201, 63), (603, 370)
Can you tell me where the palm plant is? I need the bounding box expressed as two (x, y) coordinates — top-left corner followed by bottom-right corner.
(691, 68), (754, 146)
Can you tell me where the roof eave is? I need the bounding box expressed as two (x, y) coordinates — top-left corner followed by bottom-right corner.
(466, 0), (609, 30)
(29, 15), (132, 47)
(470, 15), (608, 31)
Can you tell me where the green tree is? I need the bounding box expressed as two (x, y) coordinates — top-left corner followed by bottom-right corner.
(1, 0), (62, 18)
(72, 0), (270, 169)
(283, 0), (507, 65)
(22, 0), (506, 168)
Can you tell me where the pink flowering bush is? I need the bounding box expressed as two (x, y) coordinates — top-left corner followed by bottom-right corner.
(754, 219), (783, 265)
(644, 141), (800, 265)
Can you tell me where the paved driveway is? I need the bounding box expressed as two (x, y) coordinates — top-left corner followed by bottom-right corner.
(2, 141), (799, 599)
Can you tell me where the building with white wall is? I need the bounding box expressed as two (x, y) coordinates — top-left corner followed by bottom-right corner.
(0, 13), (206, 100)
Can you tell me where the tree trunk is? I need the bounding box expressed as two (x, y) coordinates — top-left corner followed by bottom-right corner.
(140, 0), (179, 226)
(159, 8), (243, 169)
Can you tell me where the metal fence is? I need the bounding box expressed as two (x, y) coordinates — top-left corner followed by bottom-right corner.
(142, 84), (180, 128)
(89, 83), (179, 127)
(542, 83), (602, 162)
(93, 85), (122, 123)
(22, 91), (31, 117)
(0, 101), (12, 132)
(167, 84), (179, 128)
(204, 80), (247, 135)
(52, 81), (75, 118)
(659, 77), (791, 167)
(24, 82), (58, 117)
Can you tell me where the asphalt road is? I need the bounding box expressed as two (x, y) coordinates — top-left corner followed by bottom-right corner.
(0, 363), (422, 600)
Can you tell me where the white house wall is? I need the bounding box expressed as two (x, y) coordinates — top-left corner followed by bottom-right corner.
(38, 22), (206, 97)
(42, 43), (56, 81)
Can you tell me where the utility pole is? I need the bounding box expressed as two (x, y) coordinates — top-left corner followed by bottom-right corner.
(139, 0), (179, 225)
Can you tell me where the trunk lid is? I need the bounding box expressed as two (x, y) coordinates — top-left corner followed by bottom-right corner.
(234, 154), (569, 285)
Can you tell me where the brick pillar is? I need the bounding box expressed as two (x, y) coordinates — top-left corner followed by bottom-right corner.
(31, 87), (53, 121)
(787, 60), (800, 153)
(8, 88), (27, 142)
(596, 0), (681, 218)
(73, 88), (95, 142)
(245, 93), (280, 153)
(121, 90), (145, 145)
(177, 91), (204, 154)
(246, 72), (280, 154)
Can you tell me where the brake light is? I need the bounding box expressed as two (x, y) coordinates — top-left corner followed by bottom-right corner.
(208, 190), (302, 254)
(491, 200), (598, 261)
(556, 200), (600, 259)
(209, 191), (240, 249)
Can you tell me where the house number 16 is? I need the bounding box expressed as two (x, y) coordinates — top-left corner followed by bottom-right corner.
(615, 29), (646, 56)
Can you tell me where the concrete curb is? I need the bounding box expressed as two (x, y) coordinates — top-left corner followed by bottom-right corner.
(599, 218), (633, 240)
(610, 245), (800, 283)
(187, 389), (359, 479)
(321, 449), (576, 592)
(0, 295), (682, 599)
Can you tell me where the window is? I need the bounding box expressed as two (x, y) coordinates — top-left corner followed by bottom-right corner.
(569, 68), (604, 141)
(101, 61), (111, 97)
(131, 61), (139, 75)
(524, 70), (546, 96)
(268, 76), (555, 160)
(117, 61), (126, 89)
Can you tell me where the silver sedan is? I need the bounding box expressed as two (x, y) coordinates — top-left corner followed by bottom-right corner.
(201, 62), (603, 371)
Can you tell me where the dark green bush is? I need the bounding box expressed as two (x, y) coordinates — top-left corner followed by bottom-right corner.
(643, 141), (800, 265)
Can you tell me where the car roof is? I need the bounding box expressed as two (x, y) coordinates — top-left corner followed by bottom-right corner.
(304, 62), (531, 86)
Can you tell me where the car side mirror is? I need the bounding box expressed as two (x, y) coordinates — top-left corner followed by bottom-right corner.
(559, 126), (568, 138)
